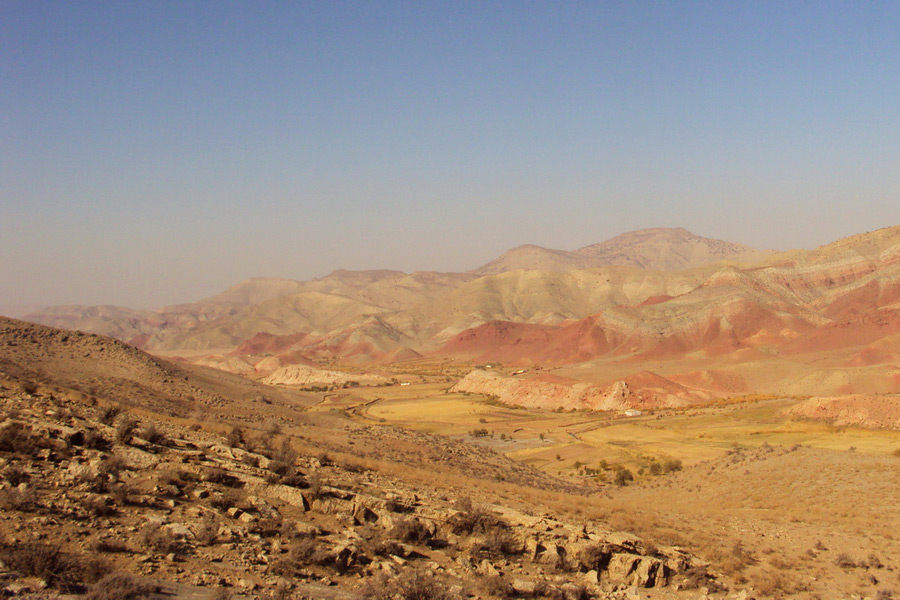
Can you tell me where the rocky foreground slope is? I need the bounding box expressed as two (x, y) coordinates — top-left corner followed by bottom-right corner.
(0, 318), (733, 599)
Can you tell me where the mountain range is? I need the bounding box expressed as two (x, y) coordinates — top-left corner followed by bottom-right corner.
(16, 226), (900, 404)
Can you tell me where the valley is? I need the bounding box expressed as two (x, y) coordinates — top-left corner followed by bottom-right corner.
(2, 224), (900, 600)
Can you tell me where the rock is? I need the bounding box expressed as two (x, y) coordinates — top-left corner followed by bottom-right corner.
(351, 499), (379, 525)
(525, 537), (546, 561)
(267, 484), (311, 511)
(238, 511), (257, 524)
(633, 556), (665, 587)
(511, 579), (538, 595)
(477, 559), (500, 577)
(607, 553), (642, 584)
(606, 553), (665, 588)
(536, 543), (567, 568)
(165, 523), (195, 540)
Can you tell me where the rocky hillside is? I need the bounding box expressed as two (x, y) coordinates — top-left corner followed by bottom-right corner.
(0, 318), (729, 599)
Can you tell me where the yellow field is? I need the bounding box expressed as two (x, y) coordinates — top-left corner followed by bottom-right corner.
(329, 382), (900, 481)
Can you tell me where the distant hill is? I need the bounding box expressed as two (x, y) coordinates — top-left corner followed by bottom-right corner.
(18, 225), (900, 404)
(472, 227), (771, 275)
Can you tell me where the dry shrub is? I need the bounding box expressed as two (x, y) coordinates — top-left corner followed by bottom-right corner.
(356, 568), (459, 600)
(140, 522), (180, 554)
(0, 420), (43, 454)
(115, 417), (139, 444)
(270, 537), (330, 576)
(750, 569), (803, 596)
(98, 453), (128, 479)
(211, 488), (244, 511)
(92, 539), (130, 554)
(449, 498), (506, 536)
(0, 540), (99, 592)
(2, 464), (29, 485)
(0, 485), (39, 511)
(86, 572), (156, 600)
(834, 553), (857, 568)
(81, 494), (117, 517)
(196, 514), (220, 546)
(482, 575), (516, 599)
(225, 426), (245, 448)
(97, 405), (122, 426)
(390, 517), (433, 544)
(478, 528), (522, 557)
(139, 423), (167, 446)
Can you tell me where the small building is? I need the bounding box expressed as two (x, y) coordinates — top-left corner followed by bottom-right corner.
(623, 409), (642, 417)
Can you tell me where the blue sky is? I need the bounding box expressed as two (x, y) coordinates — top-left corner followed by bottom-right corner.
(2, 1), (899, 309)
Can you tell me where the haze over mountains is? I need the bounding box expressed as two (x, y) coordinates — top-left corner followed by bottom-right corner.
(18, 226), (900, 407)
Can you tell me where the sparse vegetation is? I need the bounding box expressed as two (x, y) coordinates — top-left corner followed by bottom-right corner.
(356, 568), (459, 600)
(86, 572), (156, 600)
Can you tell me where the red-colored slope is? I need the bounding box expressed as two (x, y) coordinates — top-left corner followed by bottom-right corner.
(230, 332), (311, 356)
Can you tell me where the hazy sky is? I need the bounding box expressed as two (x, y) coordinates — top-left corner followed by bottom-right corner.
(2, 2), (899, 310)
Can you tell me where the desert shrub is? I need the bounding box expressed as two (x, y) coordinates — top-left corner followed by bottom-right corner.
(242, 452), (261, 467)
(196, 514), (220, 546)
(0, 420), (43, 454)
(866, 553), (885, 569)
(97, 405), (122, 426)
(893, 448), (900, 457)
(876, 590), (895, 600)
(80, 428), (110, 451)
(0, 486), (39, 511)
(648, 461), (662, 476)
(81, 494), (117, 517)
(470, 428), (489, 438)
(270, 537), (329, 576)
(86, 572), (156, 600)
(662, 458), (683, 473)
(0, 541), (91, 591)
(225, 425), (245, 448)
(92, 539), (130, 553)
(115, 417), (139, 444)
(268, 439), (303, 484)
(306, 474), (325, 500)
(203, 466), (234, 485)
(211, 488), (244, 511)
(139, 423), (167, 446)
(316, 451), (333, 466)
(482, 575), (516, 598)
(356, 568), (459, 600)
(140, 522), (180, 555)
(479, 528), (522, 557)
(391, 517), (433, 544)
(2, 464), (30, 485)
(834, 553), (857, 568)
(718, 542), (755, 574)
(211, 589), (233, 600)
(612, 467), (634, 487)
(98, 454), (128, 479)
(449, 498), (507, 536)
(251, 516), (286, 538)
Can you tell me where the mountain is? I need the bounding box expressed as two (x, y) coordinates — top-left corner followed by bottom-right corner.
(472, 227), (771, 275)
(18, 225), (900, 403)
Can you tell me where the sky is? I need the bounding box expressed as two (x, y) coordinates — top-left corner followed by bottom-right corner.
(2, 1), (899, 310)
